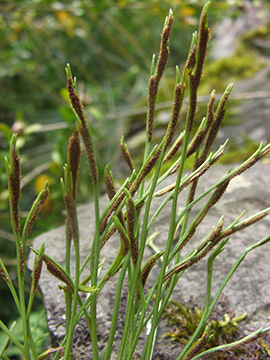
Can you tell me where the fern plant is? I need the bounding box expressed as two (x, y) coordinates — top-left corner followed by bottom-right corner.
(1, 2), (270, 359)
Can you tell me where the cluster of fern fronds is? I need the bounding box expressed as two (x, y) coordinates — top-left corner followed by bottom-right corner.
(1, 2), (270, 360)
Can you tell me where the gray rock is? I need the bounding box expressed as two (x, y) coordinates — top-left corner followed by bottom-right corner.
(28, 161), (270, 357)
(222, 66), (270, 146)
(211, 1), (270, 60)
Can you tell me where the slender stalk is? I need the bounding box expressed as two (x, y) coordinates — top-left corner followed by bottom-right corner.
(104, 256), (129, 360)
(65, 224), (72, 338)
(79, 176), (132, 276)
(90, 182), (101, 360)
(117, 144), (166, 360)
(16, 238), (31, 358)
(4, 6), (270, 360)
(0, 320), (26, 356)
(191, 327), (270, 360)
(178, 235), (270, 360)
(62, 166), (81, 360)
(26, 326), (39, 360)
(64, 239), (80, 360)
(0, 259), (21, 316)
(177, 238), (229, 360)
(142, 75), (192, 359)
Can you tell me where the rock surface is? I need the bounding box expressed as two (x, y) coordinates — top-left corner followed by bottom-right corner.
(219, 65), (270, 147)
(211, 1), (270, 60)
(28, 161), (270, 358)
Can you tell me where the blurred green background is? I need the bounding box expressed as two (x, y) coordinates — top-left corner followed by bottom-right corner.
(0, 0), (269, 357)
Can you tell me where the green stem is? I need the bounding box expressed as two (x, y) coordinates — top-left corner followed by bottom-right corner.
(0, 258), (21, 316)
(78, 175), (132, 278)
(178, 235), (270, 360)
(118, 145), (166, 360)
(27, 324), (39, 360)
(191, 327), (270, 360)
(21, 186), (48, 246)
(64, 239), (80, 360)
(177, 238), (229, 360)
(104, 256), (129, 360)
(142, 78), (192, 359)
(127, 271), (170, 360)
(16, 242), (31, 359)
(0, 320), (26, 356)
(175, 142), (270, 227)
(65, 225), (72, 336)
(90, 182), (101, 360)
(26, 291), (35, 321)
(6, 151), (31, 357)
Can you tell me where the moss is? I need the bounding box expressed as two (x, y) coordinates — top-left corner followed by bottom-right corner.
(201, 45), (264, 93)
(259, 340), (270, 357)
(163, 298), (270, 359)
(243, 24), (270, 45)
(163, 298), (244, 350)
(219, 136), (261, 165)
